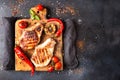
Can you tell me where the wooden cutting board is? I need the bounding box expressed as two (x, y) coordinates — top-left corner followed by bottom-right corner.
(15, 5), (63, 71)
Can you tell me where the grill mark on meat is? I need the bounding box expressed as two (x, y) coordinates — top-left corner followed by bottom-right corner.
(31, 38), (56, 67)
(45, 48), (49, 60)
(31, 47), (51, 65)
(24, 30), (38, 42)
(38, 49), (42, 63)
(34, 56), (37, 64)
(41, 49), (44, 63)
(44, 48), (47, 60)
(36, 52), (40, 64)
(42, 49), (44, 63)
(38, 49), (43, 63)
(19, 22), (44, 50)
(36, 49), (40, 64)
(20, 30), (39, 49)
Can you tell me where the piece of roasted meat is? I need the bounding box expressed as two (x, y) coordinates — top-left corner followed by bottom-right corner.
(31, 38), (56, 67)
(19, 22), (43, 50)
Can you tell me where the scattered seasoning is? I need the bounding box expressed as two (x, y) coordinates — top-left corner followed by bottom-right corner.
(0, 66), (4, 70)
(8, 3), (20, 16)
(65, 6), (76, 15)
(77, 19), (82, 24)
(57, 71), (60, 74)
(68, 68), (84, 75)
(72, 68), (84, 74)
(8, 0), (25, 16)
(55, 5), (77, 16)
(17, 0), (25, 4)
(68, 69), (73, 75)
(42, 0), (80, 17)
(86, 43), (96, 51)
(11, 6), (19, 16)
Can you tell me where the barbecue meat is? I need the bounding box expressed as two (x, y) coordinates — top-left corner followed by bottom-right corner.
(19, 22), (43, 50)
(31, 38), (56, 67)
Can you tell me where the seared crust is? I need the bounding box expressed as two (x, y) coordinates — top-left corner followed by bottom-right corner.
(31, 38), (56, 67)
(18, 22), (43, 50)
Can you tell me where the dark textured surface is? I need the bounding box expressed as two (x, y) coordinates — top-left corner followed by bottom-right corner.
(0, 0), (120, 80)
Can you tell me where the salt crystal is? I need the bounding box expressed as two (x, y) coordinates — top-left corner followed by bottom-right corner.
(78, 19), (82, 24)
(68, 69), (73, 75)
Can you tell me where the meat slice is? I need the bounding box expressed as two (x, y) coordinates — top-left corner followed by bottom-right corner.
(31, 38), (56, 67)
(19, 22), (43, 50)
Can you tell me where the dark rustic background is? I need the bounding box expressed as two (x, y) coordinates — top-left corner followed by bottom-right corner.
(0, 0), (120, 80)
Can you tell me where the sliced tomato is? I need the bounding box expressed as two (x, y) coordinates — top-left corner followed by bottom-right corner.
(52, 56), (59, 63)
(55, 61), (62, 70)
(36, 4), (44, 11)
(18, 21), (28, 29)
(48, 66), (54, 72)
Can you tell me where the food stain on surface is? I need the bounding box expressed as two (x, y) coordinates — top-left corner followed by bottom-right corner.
(73, 68), (84, 74)
(56, 6), (76, 16)
(47, 0), (80, 18)
(68, 68), (84, 75)
(17, 0), (25, 4)
(8, 1), (20, 16)
(65, 6), (76, 15)
(76, 40), (85, 51)
(8, 0), (25, 16)
(11, 5), (20, 16)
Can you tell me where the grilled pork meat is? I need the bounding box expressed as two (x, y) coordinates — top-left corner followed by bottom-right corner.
(19, 22), (43, 50)
(31, 38), (56, 67)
